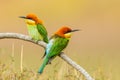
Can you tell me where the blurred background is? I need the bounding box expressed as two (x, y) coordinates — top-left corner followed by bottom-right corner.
(0, 0), (120, 80)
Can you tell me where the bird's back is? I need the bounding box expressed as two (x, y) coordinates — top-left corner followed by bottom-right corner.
(46, 35), (69, 59)
(37, 24), (48, 43)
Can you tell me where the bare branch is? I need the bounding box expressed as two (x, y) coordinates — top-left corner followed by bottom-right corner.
(0, 33), (94, 80)
(0, 33), (46, 48)
(60, 52), (94, 80)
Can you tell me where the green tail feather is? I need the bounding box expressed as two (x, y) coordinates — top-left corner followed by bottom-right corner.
(38, 57), (49, 74)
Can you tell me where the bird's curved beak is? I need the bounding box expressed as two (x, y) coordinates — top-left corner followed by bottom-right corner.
(71, 29), (80, 32)
(19, 16), (26, 19)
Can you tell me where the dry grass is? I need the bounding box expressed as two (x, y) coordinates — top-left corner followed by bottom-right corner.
(0, 58), (112, 80)
(0, 45), (115, 80)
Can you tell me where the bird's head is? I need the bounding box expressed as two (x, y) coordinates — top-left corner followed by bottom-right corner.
(19, 13), (43, 25)
(55, 26), (79, 38)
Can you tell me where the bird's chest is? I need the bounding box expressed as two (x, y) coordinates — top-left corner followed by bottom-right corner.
(27, 25), (42, 40)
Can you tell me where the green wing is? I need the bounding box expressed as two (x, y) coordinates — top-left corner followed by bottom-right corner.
(46, 36), (69, 59)
(37, 24), (48, 43)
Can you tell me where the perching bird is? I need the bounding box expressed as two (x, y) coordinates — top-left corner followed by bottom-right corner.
(19, 14), (48, 43)
(38, 26), (79, 74)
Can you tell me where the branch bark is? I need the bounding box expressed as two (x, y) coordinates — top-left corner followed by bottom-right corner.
(0, 33), (94, 80)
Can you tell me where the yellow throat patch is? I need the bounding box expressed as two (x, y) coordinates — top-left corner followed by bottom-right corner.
(64, 33), (71, 38)
(25, 19), (36, 25)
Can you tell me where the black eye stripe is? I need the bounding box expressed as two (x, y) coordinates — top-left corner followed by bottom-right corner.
(65, 30), (71, 33)
(65, 31), (70, 33)
(27, 17), (33, 20)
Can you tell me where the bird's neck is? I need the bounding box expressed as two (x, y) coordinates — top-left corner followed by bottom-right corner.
(25, 19), (42, 26)
(64, 33), (71, 38)
(25, 19), (36, 26)
(53, 34), (70, 40)
(55, 32), (71, 39)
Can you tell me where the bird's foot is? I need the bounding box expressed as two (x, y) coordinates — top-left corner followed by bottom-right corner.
(32, 39), (39, 43)
(48, 61), (51, 64)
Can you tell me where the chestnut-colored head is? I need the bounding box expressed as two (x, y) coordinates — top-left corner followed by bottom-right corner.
(19, 13), (43, 25)
(55, 26), (79, 38)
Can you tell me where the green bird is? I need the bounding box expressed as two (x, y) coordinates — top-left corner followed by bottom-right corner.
(19, 13), (48, 43)
(38, 26), (79, 74)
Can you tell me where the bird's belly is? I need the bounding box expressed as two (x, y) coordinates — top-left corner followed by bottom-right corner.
(27, 26), (43, 41)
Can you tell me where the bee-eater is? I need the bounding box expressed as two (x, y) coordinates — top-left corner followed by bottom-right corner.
(19, 14), (48, 43)
(38, 26), (79, 74)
